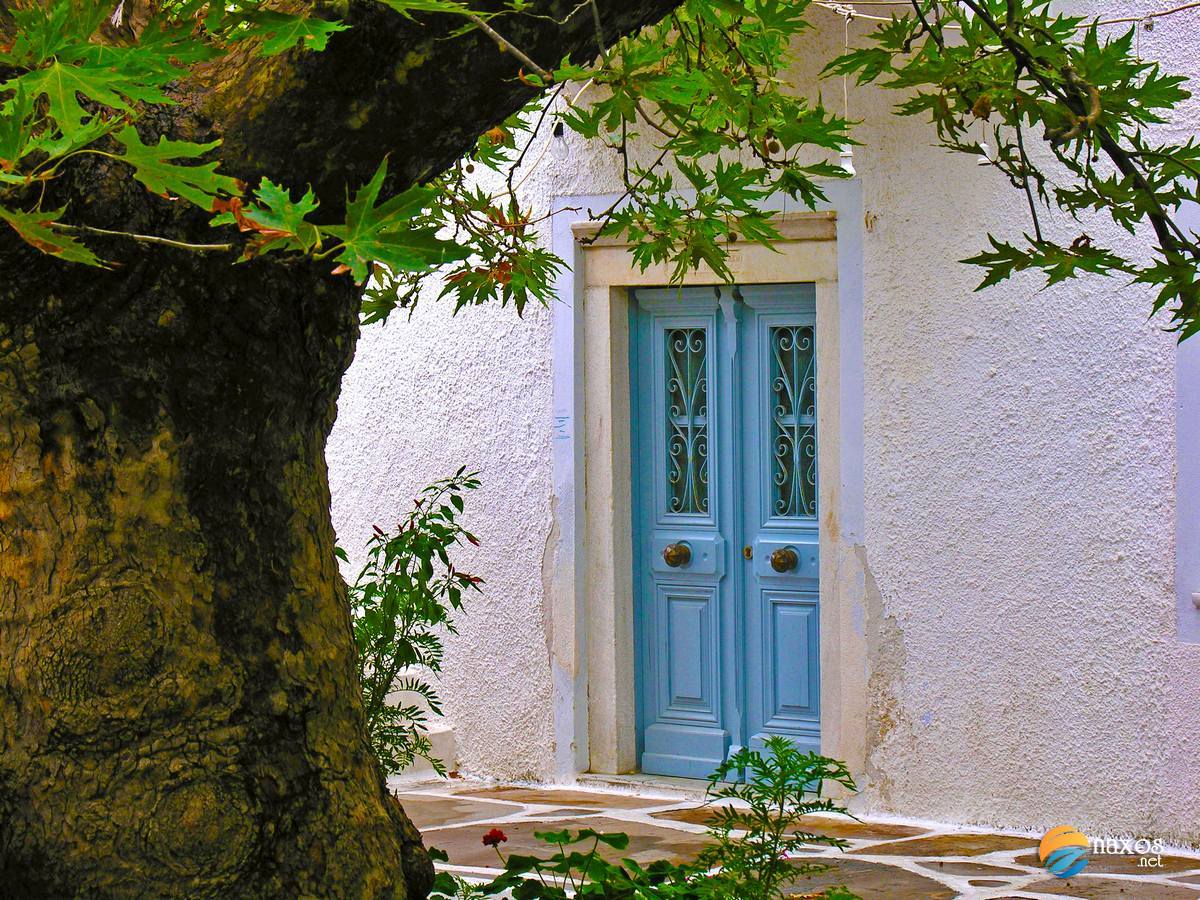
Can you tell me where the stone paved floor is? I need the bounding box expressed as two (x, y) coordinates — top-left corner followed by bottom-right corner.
(394, 779), (1200, 899)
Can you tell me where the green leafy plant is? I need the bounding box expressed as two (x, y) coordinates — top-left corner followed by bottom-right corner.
(341, 469), (483, 776)
(429, 737), (859, 899)
(699, 736), (858, 899)
(479, 827), (698, 898)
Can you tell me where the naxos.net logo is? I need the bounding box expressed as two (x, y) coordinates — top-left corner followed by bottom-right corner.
(1039, 825), (1167, 877)
(1038, 826), (1091, 878)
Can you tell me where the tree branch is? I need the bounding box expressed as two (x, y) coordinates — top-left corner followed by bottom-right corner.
(955, 0), (1192, 257)
(199, 0), (683, 209)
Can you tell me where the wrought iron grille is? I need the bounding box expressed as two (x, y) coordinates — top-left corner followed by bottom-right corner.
(665, 327), (710, 515)
(770, 325), (817, 518)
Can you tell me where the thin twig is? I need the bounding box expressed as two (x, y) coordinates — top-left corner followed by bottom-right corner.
(1014, 118), (1043, 243)
(814, 0), (1200, 29)
(503, 0), (591, 26)
(506, 82), (567, 197)
(1094, 0), (1200, 26)
(465, 12), (552, 81)
(958, 0), (1194, 255)
(909, 0), (946, 49)
(581, 145), (672, 241)
(589, 0), (610, 63)
(53, 222), (235, 253)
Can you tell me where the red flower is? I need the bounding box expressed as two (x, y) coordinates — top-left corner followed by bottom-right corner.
(481, 828), (508, 847)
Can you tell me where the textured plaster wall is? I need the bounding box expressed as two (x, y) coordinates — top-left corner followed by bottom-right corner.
(329, 2), (1200, 839)
(329, 295), (559, 780)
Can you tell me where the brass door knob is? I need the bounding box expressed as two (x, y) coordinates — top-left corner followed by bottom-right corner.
(662, 542), (692, 568)
(770, 546), (799, 573)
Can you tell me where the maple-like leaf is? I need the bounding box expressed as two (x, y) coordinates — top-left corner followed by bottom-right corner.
(10, 62), (169, 138)
(245, 180), (321, 245)
(321, 160), (468, 283)
(0, 82), (34, 173)
(374, 0), (472, 18)
(212, 180), (322, 257)
(0, 205), (104, 266)
(114, 127), (240, 209)
(233, 12), (349, 56)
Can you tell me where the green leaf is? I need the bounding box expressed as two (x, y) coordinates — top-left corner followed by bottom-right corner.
(114, 127), (240, 209)
(2, 1), (106, 67)
(822, 46), (894, 84)
(11, 61), (167, 138)
(374, 0), (472, 17)
(577, 830), (630, 850)
(237, 180), (323, 253)
(0, 206), (104, 266)
(234, 12), (349, 56)
(0, 82), (35, 167)
(322, 159), (469, 283)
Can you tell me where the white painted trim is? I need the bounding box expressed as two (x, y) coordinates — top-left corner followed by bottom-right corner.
(1176, 198), (1200, 644)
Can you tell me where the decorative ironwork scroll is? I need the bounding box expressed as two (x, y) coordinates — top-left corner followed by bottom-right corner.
(770, 325), (816, 518)
(665, 327), (709, 515)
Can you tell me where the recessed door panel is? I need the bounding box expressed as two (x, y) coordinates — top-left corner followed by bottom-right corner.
(766, 591), (819, 722)
(661, 586), (718, 717)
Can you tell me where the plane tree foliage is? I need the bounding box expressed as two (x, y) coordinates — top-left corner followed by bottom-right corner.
(1, 0), (1196, 331)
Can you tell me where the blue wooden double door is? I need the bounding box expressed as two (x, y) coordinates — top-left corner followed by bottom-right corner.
(631, 284), (820, 779)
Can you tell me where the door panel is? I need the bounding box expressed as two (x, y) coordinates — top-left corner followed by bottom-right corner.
(633, 284), (819, 778)
(661, 586), (718, 716)
(764, 590), (820, 723)
(740, 284), (820, 755)
(632, 288), (735, 779)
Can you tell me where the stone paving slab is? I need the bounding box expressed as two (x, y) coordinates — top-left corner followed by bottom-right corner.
(1013, 849), (1200, 876)
(652, 806), (929, 842)
(916, 861), (1027, 878)
(1023, 875), (1200, 898)
(849, 832), (1037, 857)
(396, 780), (1200, 899)
(399, 796), (524, 830)
(784, 858), (957, 899)
(455, 785), (671, 810)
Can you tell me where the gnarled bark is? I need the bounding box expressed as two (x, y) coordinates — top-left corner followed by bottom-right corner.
(0, 1), (678, 895)
(0, 236), (433, 896)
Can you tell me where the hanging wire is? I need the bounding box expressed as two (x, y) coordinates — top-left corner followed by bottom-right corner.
(839, 10), (857, 176)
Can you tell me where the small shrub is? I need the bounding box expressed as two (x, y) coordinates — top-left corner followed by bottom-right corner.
(699, 735), (858, 899)
(341, 469), (482, 776)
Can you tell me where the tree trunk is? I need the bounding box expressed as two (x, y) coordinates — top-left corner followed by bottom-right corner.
(0, 1), (681, 894)
(0, 228), (433, 896)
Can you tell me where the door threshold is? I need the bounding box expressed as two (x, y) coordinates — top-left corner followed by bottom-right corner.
(578, 771), (713, 801)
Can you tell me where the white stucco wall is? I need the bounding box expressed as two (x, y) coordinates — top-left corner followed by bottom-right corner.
(329, 2), (1200, 839)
